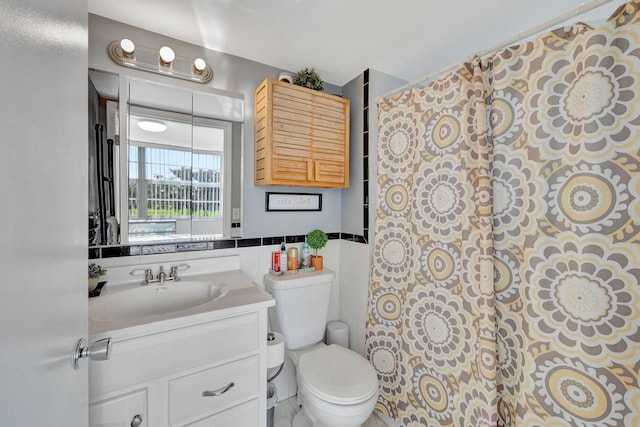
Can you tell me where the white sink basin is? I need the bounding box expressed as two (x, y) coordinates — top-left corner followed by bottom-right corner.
(90, 280), (228, 322)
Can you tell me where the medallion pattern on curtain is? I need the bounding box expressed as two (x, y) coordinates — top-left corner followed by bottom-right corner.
(369, 61), (495, 426)
(367, 1), (640, 426)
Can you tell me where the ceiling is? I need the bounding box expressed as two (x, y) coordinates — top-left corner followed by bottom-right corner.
(88, 0), (626, 87)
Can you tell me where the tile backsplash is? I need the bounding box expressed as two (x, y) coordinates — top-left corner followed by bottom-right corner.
(89, 232), (365, 259)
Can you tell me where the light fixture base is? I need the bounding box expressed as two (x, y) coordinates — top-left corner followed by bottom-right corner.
(108, 41), (213, 84)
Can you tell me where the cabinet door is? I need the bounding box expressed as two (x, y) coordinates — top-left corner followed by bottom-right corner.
(254, 79), (349, 188)
(89, 389), (147, 427)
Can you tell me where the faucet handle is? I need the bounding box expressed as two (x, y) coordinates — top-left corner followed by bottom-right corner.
(170, 263), (190, 279)
(130, 268), (153, 283)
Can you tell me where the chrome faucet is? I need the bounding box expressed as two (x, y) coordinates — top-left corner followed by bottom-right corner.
(157, 266), (167, 283)
(130, 263), (190, 285)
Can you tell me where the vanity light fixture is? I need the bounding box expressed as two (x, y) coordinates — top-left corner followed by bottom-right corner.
(108, 39), (213, 83)
(137, 119), (168, 133)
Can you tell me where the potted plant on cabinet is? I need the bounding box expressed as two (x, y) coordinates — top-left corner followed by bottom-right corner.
(292, 67), (324, 92)
(88, 263), (107, 293)
(307, 229), (328, 270)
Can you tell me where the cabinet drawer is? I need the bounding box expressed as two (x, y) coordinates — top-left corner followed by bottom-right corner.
(168, 356), (260, 425)
(89, 388), (147, 427)
(183, 399), (259, 427)
(91, 313), (259, 398)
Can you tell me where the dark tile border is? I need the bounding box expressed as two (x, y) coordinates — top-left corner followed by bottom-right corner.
(262, 236), (284, 246)
(237, 238), (262, 248)
(89, 231), (367, 259)
(211, 239), (236, 250)
(362, 68), (370, 244)
(285, 234), (306, 244)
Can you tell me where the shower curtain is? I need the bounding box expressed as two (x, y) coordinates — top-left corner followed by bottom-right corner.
(366, 1), (640, 426)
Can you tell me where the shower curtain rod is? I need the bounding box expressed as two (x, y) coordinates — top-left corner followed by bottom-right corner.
(376, 0), (622, 101)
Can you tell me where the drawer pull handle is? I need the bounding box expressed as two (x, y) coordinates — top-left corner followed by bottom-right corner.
(130, 414), (142, 427)
(202, 382), (235, 397)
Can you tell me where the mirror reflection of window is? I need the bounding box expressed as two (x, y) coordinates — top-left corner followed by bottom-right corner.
(127, 110), (231, 243)
(190, 118), (232, 239)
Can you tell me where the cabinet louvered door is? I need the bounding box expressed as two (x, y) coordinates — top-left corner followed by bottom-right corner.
(254, 78), (349, 188)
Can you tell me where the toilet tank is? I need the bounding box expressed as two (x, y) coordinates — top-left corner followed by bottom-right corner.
(265, 269), (334, 350)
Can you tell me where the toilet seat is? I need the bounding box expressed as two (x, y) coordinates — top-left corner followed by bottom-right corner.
(298, 344), (378, 405)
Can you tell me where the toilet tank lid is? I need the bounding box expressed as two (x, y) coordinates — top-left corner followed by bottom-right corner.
(264, 269), (335, 290)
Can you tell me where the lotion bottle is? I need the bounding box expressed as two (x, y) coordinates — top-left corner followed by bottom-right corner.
(280, 243), (288, 272)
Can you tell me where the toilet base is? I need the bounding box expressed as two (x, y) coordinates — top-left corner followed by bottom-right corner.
(293, 398), (372, 427)
(293, 408), (366, 427)
(292, 410), (311, 427)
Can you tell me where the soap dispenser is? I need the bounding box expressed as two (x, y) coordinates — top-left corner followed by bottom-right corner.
(301, 239), (311, 269)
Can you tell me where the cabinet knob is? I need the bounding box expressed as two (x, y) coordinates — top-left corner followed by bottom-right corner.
(130, 414), (142, 427)
(202, 382), (235, 397)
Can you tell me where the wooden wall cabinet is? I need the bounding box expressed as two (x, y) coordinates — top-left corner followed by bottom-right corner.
(254, 78), (350, 188)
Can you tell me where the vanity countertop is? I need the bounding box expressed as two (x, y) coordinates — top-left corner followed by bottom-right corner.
(89, 269), (274, 337)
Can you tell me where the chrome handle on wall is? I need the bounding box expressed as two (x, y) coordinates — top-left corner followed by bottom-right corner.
(202, 382), (235, 397)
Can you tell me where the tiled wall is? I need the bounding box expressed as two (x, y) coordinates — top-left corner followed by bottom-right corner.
(89, 232), (368, 259)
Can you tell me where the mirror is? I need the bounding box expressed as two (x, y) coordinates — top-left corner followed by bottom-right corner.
(89, 70), (244, 246)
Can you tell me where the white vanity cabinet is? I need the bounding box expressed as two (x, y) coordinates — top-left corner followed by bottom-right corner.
(89, 388), (147, 427)
(89, 296), (272, 427)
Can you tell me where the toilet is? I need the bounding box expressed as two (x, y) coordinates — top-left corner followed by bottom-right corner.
(265, 269), (378, 427)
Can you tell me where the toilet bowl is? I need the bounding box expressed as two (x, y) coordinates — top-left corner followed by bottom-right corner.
(265, 270), (379, 426)
(292, 344), (378, 427)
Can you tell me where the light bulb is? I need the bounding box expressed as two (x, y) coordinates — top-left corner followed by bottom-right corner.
(193, 58), (207, 73)
(120, 38), (135, 57)
(159, 46), (175, 65)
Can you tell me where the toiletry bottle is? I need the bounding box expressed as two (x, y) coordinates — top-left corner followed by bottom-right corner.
(272, 251), (281, 272)
(280, 243), (288, 272)
(301, 239), (311, 269)
(287, 246), (299, 271)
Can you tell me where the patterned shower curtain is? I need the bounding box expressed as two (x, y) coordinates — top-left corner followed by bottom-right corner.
(367, 1), (640, 426)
